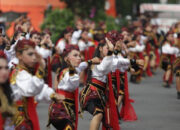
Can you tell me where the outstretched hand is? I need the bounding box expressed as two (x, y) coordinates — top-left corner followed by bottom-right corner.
(105, 37), (114, 51)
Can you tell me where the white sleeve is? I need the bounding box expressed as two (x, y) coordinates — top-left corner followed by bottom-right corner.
(57, 72), (80, 92)
(129, 44), (145, 52)
(117, 56), (130, 69)
(162, 44), (179, 55)
(37, 47), (52, 59)
(75, 62), (88, 74)
(35, 84), (54, 103)
(4, 43), (16, 62)
(11, 70), (45, 100)
(71, 30), (82, 44)
(78, 41), (86, 51)
(68, 73), (80, 88)
(56, 40), (66, 54)
(96, 55), (113, 73)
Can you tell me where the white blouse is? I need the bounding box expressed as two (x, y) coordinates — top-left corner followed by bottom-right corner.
(36, 46), (52, 59)
(55, 39), (66, 54)
(162, 43), (179, 55)
(57, 62), (88, 92)
(112, 55), (130, 73)
(92, 55), (130, 83)
(128, 44), (145, 52)
(11, 70), (54, 102)
(78, 40), (94, 51)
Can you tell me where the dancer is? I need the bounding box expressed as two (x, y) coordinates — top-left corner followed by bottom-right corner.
(48, 44), (99, 130)
(9, 39), (58, 130)
(0, 51), (16, 130)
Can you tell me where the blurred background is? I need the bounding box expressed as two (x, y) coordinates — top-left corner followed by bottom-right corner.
(0, 0), (180, 43)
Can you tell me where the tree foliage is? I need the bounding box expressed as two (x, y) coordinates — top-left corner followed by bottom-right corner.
(41, 9), (74, 43)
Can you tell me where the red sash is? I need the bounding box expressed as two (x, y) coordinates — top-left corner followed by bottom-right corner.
(0, 113), (3, 130)
(102, 73), (120, 130)
(27, 97), (40, 130)
(120, 72), (137, 121)
(56, 89), (75, 99)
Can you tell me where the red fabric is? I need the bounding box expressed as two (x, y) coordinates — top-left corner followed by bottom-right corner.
(115, 70), (120, 95)
(169, 72), (173, 84)
(27, 97), (40, 130)
(94, 40), (99, 46)
(146, 43), (151, 56)
(155, 49), (160, 67)
(56, 89), (75, 99)
(84, 50), (89, 61)
(146, 62), (152, 77)
(0, 113), (3, 130)
(88, 46), (95, 59)
(47, 56), (52, 87)
(57, 68), (78, 130)
(138, 52), (144, 60)
(84, 46), (95, 61)
(146, 43), (153, 77)
(91, 78), (106, 86)
(120, 72), (137, 121)
(75, 88), (79, 130)
(108, 73), (121, 130)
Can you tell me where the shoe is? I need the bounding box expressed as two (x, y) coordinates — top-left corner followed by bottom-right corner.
(163, 81), (170, 88)
(177, 92), (180, 99)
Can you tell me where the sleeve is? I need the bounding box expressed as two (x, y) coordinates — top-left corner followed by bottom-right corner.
(35, 84), (54, 103)
(12, 70), (45, 100)
(78, 41), (86, 51)
(4, 43), (16, 62)
(117, 56), (130, 69)
(68, 73), (80, 88)
(57, 71), (80, 91)
(75, 62), (88, 74)
(162, 43), (179, 55)
(56, 40), (66, 54)
(37, 47), (52, 59)
(129, 44), (145, 52)
(71, 30), (82, 45)
(96, 55), (113, 73)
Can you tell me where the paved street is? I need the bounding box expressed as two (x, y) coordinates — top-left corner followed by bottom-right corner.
(37, 69), (180, 130)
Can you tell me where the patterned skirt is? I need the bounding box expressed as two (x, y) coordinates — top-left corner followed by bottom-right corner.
(80, 78), (106, 116)
(174, 57), (180, 76)
(48, 90), (75, 130)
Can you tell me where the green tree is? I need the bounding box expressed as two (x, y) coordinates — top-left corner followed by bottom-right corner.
(41, 9), (74, 43)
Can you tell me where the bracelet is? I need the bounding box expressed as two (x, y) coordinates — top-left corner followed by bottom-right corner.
(130, 59), (136, 66)
(114, 50), (119, 55)
(87, 60), (92, 66)
(107, 50), (113, 56)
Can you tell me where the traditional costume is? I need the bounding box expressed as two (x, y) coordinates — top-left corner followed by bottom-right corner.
(80, 51), (130, 129)
(128, 37), (145, 83)
(9, 39), (55, 130)
(48, 45), (88, 130)
(0, 51), (16, 130)
(161, 36), (179, 86)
